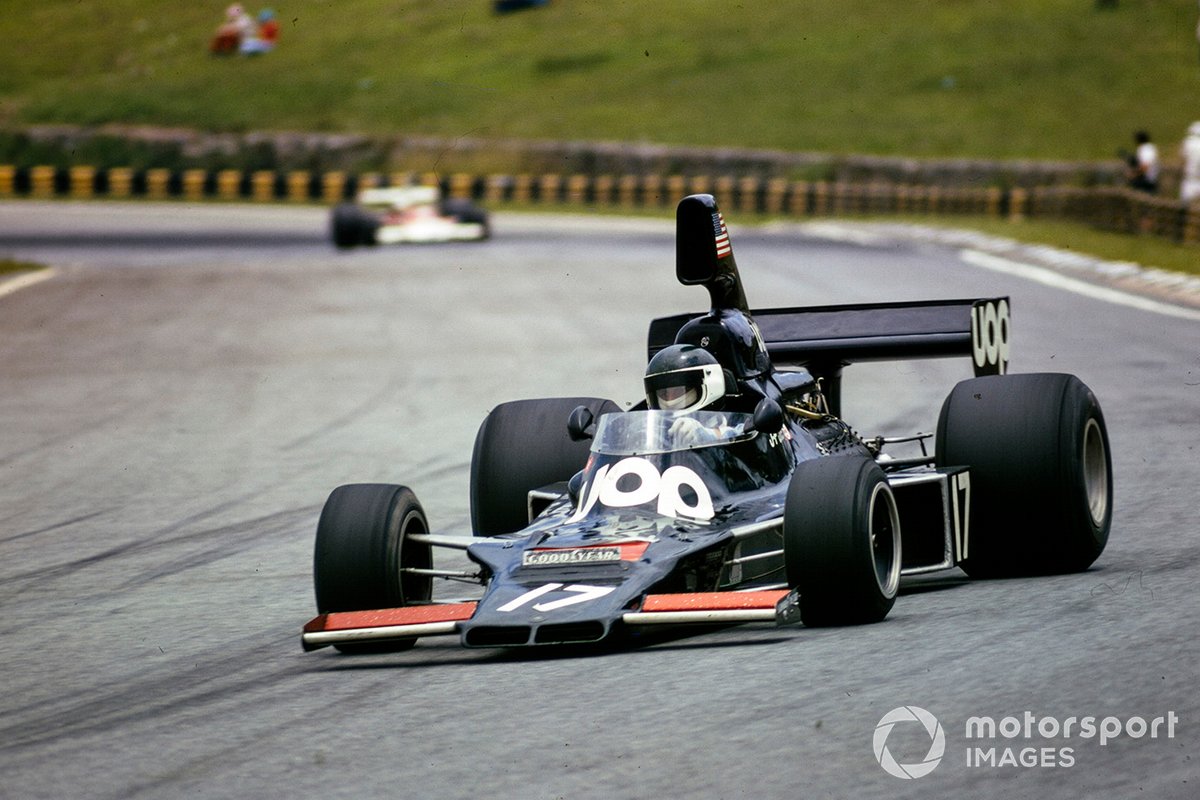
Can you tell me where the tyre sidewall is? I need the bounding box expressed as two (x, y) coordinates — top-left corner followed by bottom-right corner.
(1052, 378), (1112, 571)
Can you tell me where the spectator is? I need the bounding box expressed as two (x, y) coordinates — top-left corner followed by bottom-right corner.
(1181, 122), (1200, 204)
(241, 9), (280, 55)
(211, 4), (254, 55)
(1127, 130), (1160, 194)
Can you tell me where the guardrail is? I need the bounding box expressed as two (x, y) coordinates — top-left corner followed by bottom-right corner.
(2, 164), (1198, 245)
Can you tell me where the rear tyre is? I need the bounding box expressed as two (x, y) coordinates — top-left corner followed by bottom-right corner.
(313, 484), (432, 652)
(470, 397), (619, 536)
(936, 373), (1112, 577)
(440, 197), (486, 222)
(440, 198), (490, 239)
(783, 455), (901, 626)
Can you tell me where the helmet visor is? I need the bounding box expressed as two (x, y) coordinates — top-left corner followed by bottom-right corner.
(645, 370), (705, 411)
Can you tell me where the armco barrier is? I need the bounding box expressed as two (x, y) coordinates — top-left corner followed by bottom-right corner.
(1, 164), (1197, 246)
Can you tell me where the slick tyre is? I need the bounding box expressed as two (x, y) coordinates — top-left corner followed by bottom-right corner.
(440, 198), (491, 239)
(470, 397), (619, 536)
(331, 204), (380, 248)
(358, 211), (381, 245)
(331, 203), (363, 248)
(783, 455), (901, 626)
(936, 373), (1112, 577)
(440, 198), (488, 224)
(313, 484), (432, 652)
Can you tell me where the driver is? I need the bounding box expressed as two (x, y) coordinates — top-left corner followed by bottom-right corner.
(644, 344), (739, 445)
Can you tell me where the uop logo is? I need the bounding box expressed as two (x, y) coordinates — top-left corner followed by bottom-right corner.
(873, 706), (946, 779)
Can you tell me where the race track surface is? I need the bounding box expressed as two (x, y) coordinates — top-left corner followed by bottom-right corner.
(0, 201), (1196, 799)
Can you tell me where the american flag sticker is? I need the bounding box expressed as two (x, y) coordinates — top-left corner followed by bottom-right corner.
(712, 211), (732, 259)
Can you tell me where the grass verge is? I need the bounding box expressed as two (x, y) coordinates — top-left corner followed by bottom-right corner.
(0, 257), (49, 277)
(3, 1), (1198, 162)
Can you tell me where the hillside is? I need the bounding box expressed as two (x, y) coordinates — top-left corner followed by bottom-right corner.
(3, 0), (1199, 162)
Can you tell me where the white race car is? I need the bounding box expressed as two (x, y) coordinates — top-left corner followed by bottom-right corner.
(330, 186), (489, 248)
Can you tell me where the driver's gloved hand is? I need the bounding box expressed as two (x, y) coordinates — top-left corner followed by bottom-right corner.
(669, 416), (719, 445)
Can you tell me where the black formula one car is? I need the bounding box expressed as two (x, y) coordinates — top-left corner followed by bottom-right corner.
(302, 194), (1112, 653)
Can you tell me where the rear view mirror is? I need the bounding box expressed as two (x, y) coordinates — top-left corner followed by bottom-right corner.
(567, 405), (596, 441)
(676, 195), (720, 285)
(748, 397), (785, 435)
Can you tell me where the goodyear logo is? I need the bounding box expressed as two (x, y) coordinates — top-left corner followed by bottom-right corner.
(522, 547), (622, 567)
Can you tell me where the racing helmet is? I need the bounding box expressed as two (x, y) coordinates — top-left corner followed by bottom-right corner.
(644, 344), (726, 412)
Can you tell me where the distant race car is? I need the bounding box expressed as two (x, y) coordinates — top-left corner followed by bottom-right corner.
(330, 185), (489, 248)
(302, 193), (1112, 654)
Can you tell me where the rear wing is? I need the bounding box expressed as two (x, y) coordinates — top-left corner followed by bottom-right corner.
(649, 297), (1011, 376)
(357, 185), (440, 208)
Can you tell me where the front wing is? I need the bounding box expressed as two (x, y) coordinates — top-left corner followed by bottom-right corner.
(302, 589), (799, 652)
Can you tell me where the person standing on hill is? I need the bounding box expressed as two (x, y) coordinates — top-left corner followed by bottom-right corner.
(240, 9), (280, 55)
(1181, 122), (1200, 204)
(1127, 131), (1160, 194)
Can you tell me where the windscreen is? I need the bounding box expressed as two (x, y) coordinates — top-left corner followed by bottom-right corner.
(591, 410), (754, 456)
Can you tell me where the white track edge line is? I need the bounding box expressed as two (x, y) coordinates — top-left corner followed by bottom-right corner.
(0, 268), (58, 300)
(960, 249), (1200, 323)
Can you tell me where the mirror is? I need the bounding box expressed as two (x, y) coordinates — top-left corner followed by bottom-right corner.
(748, 397), (784, 435)
(675, 194), (720, 285)
(567, 405), (596, 441)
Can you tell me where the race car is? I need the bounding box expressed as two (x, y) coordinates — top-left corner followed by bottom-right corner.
(302, 193), (1112, 654)
(330, 185), (489, 248)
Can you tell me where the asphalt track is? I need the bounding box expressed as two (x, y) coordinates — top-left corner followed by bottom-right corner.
(0, 201), (1196, 799)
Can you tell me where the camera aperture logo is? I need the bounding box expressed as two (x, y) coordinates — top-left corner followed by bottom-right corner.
(873, 707), (1179, 778)
(873, 706), (946, 779)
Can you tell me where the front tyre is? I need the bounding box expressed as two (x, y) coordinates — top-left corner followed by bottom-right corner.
(783, 455), (901, 626)
(936, 373), (1112, 577)
(330, 204), (380, 248)
(331, 203), (363, 248)
(313, 484), (432, 652)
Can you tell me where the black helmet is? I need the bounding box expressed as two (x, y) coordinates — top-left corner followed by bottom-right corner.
(644, 344), (726, 412)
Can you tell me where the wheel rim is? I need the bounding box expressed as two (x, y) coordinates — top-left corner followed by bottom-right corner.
(1082, 417), (1109, 527)
(395, 507), (431, 604)
(869, 483), (902, 598)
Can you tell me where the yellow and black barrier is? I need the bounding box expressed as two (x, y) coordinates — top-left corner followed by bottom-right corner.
(1, 164), (1197, 245)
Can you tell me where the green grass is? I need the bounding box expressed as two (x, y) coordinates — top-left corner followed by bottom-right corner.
(0, 257), (48, 276)
(3, 1), (1198, 276)
(2, 1), (1199, 161)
